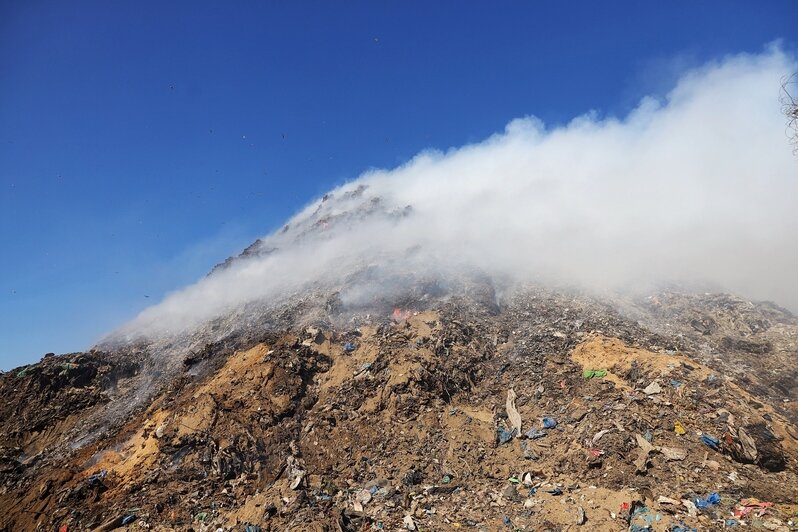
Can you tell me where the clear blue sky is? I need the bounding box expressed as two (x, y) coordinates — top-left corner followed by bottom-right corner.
(1, 1), (795, 370)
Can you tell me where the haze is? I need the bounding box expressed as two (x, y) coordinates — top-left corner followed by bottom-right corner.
(115, 48), (798, 342)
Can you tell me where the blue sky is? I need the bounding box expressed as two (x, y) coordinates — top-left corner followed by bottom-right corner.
(1, 1), (796, 370)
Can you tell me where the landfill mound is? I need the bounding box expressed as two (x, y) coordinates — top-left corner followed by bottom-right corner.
(1, 286), (798, 531)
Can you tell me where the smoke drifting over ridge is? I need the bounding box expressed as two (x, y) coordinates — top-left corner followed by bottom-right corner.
(116, 48), (798, 341)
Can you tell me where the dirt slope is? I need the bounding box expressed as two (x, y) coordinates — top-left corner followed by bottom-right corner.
(1, 290), (797, 531)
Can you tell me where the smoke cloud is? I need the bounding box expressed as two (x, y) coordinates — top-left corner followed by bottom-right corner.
(113, 47), (798, 342)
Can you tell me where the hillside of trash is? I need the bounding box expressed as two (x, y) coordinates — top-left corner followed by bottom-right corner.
(1, 285), (797, 531)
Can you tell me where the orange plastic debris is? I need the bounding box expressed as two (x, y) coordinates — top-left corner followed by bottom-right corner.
(392, 308), (412, 321)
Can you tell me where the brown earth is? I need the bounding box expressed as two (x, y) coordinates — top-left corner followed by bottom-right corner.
(1, 290), (797, 531)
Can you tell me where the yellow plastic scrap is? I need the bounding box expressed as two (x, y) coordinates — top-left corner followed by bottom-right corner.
(674, 420), (686, 435)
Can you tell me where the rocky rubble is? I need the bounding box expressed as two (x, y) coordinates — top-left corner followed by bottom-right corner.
(1, 285), (797, 531)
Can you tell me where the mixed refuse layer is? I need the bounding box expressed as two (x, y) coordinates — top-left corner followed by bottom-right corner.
(1, 286), (797, 531)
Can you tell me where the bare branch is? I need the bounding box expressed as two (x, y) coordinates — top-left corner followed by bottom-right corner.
(781, 73), (798, 154)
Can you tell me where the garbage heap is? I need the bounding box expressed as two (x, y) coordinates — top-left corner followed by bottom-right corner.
(1, 287), (797, 531)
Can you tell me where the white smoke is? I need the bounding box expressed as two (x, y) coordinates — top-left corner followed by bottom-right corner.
(115, 47), (798, 340)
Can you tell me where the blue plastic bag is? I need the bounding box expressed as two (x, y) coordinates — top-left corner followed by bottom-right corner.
(497, 427), (517, 444)
(694, 492), (721, 509)
(525, 427), (547, 439)
(700, 434), (720, 450)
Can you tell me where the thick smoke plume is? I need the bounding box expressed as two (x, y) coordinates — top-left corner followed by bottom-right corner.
(114, 48), (798, 342)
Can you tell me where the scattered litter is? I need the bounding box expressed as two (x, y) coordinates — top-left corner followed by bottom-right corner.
(700, 434), (720, 450)
(693, 492), (721, 509)
(524, 427), (547, 440)
(643, 381), (662, 395)
(86, 470), (107, 486)
(682, 499), (698, 518)
(734, 498), (774, 518)
(592, 428), (613, 443)
(575, 505), (587, 525)
(286, 456), (305, 489)
(520, 440), (539, 460)
(355, 488), (372, 507)
(392, 308), (412, 321)
(506, 389), (522, 435)
(502, 483), (521, 502)
(2, 289), (798, 531)
(635, 433), (654, 473)
(154, 421), (168, 438)
(736, 426), (758, 463)
(629, 502), (661, 532)
(497, 427), (518, 444)
(583, 369), (607, 379)
(659, 446), (687, 461)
